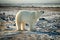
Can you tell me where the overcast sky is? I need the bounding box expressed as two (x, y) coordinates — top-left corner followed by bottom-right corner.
(0, 0), (60, 4)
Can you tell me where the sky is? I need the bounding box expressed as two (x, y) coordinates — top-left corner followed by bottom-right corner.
(0, 0), (60, 4)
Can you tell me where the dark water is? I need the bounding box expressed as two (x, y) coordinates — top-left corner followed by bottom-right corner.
(35, 32), (60, 36)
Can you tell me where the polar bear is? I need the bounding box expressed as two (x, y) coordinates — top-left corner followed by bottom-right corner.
(15, 10), (36, 31)
(15, 10), (44, 31)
